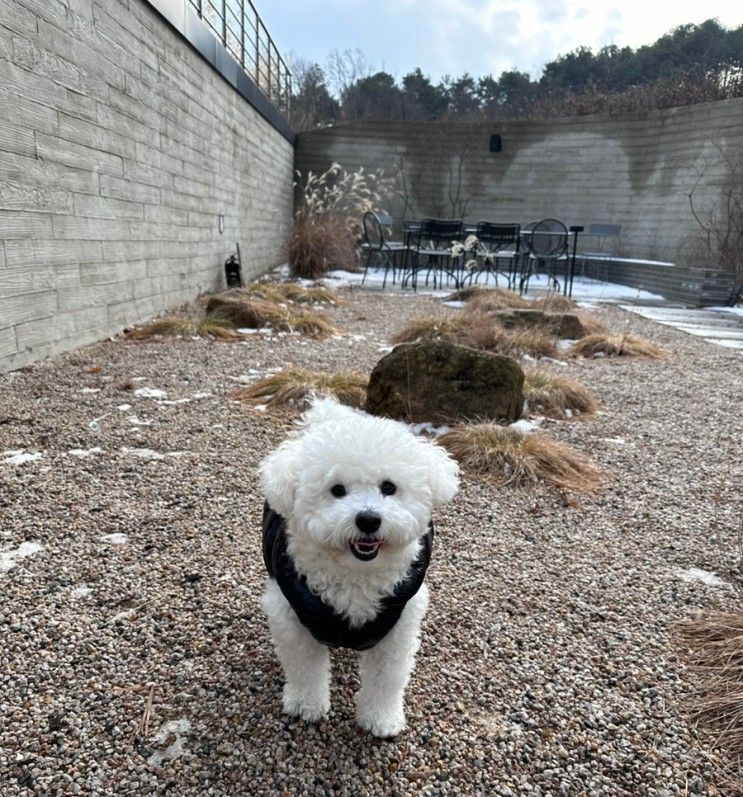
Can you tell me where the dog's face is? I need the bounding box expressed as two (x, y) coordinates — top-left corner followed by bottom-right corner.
(259, 399), (459, 566)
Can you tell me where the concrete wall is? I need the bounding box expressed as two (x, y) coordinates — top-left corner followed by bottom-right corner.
(296, 100), (743, 269)
(0, 0), (294, 373)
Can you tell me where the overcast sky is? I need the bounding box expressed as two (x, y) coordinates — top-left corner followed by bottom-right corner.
(261, 0), (742, 85)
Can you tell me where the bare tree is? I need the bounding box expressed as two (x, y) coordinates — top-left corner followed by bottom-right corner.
(326, 48), (374, 100)
(687, 139), (743, 301)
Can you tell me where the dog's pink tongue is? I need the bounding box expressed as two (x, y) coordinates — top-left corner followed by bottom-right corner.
(356, 540), (380, 551)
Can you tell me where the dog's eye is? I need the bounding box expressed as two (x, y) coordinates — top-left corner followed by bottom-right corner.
(330, 484), (347, 498)
(380, 481), (396, 496)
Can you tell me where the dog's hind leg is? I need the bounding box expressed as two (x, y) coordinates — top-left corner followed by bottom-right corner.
(354, 584), (429, 738)
(262, 580), (331, 722)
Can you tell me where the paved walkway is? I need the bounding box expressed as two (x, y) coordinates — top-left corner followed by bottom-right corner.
(621, 305), (743, 350)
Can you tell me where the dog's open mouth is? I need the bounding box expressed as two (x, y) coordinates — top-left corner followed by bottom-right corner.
(349, 539), (382, 561)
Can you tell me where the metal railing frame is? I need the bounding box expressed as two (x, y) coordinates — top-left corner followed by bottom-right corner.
(188, 0), (291, 117)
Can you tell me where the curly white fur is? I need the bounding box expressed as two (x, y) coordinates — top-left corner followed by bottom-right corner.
(259, 398), (459, 736)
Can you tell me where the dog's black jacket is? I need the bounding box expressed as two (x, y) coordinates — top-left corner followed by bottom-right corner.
(262, 502), (433, 651)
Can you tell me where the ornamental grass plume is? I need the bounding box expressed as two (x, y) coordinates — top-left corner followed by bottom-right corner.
(523, 368), (600, 419)
(439, 423), (606, 494)
(568, 333), (667, 358)
(235, 368), (368, 409)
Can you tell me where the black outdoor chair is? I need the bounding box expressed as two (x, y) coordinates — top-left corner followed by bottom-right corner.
(464, 222), (521, 288)
(360, 211), (407, 288)
(402, 218), (464, 291)
(576, 222), (622, 282)
(519, 218), (569, 295)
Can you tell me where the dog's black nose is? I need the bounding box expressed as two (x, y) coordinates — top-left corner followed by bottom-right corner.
(355, 511), (382, 535)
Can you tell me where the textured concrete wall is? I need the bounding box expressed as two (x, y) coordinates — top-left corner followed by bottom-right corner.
(0, 0), (294, 373)
(296, 99), (743, 268)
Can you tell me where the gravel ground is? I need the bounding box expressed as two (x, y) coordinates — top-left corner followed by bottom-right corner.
(1, 287), (741, 796)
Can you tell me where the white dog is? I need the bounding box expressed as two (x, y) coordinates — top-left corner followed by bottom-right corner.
(259, 398), (459, 737)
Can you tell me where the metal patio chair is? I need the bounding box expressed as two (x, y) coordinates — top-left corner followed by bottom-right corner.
(402, 218), (464, 291)
(576, 223), (622, 282)
(360, 211), (407, 288)
(465, 222), (521, 288)
(519, 218), (569, 295)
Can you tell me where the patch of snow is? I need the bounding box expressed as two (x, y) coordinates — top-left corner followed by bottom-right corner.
(541, 357), (568, 367)
(100, 533), (128, 545)
(0, 541), (43, 574)
(134, 387), (168, 399)
(191, 392), (212, 400)
(128, 416), (151, 427)
(592, 352), (606, 359)
(68, 447), (104, 458)
(603, 437), (626, 445)
(70, 584), (92, 598)
(80, 387), (101, 394)
(156, 398), (191, 406)
(88, 414), (108, 431)
(442, 300), (465, 308)
(148, 719), (191, 767)
(253, 404), (267, 413)
(131, 377), (147, 383)
(674, 567), (731, 589)
(121, 447), (164, 460)
(377, 345), (393, 354)
(510, 419), (540, 434)
(117, 404), (132, 412)
(558, 339), (576, 350)
(2, 450), (42, 466)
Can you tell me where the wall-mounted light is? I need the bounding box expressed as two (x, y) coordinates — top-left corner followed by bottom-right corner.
(218, 214), (225, 234)
(489, 134), (502, 153)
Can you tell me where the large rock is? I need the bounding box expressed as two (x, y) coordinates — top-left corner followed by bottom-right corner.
(493, 309), (587, 339)
(365, 340), (524, 424)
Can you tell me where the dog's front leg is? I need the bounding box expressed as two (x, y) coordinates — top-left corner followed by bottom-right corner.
(262, 580), (331, 722)
(355, 584), (429, 738)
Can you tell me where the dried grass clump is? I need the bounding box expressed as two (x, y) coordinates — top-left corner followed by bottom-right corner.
(523, 368), (600, 419)
(680, 611), (743, 772)
(391, 312), (559, 359)
(243, 282), (343, 306)
(568, 333), (667, 359)
(126, 314), (241, 341)
(446, 286), (528, 308)
(531, 294), (578, 312)
(390, 315), (469, 345)
(205, 295), (338, 338)
(236, 368), (368, 409)
(439, 423), (606, 493)
(462, 318), (559, 359)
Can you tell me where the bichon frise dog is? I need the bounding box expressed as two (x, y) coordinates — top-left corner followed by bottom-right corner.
(259, 397), (459, 737)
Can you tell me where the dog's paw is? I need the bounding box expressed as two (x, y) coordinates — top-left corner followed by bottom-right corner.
(355, 707), (407, 738)
(282, 689), (329, 723)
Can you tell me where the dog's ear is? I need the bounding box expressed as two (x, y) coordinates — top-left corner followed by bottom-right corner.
(420, 440), (460, 507)
(259, 439), (301, 518)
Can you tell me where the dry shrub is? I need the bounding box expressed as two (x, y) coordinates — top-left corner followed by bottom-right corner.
(680, 611), (743, 782)
(439, 423), (605, 494)
(288, 213), (358, 279)
(205, 295), (338, 338)
(523, 368), (600, 419)
(126, 314), (241, 341)
(236, 368), (368, 409)
(390, 311), (558, 359)
(242, 282), (342, 305)
(576, 313), (608, 336)
(569, 334), (667, 359)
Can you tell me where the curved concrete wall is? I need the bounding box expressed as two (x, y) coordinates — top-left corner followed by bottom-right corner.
(295, 99), (743, 267)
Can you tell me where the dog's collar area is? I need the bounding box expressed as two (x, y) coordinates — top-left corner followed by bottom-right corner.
(261, 501), (433, 651)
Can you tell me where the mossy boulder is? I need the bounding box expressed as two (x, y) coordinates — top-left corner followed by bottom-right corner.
(365, 339), (524, 424)
(492, 309), (587, 339)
